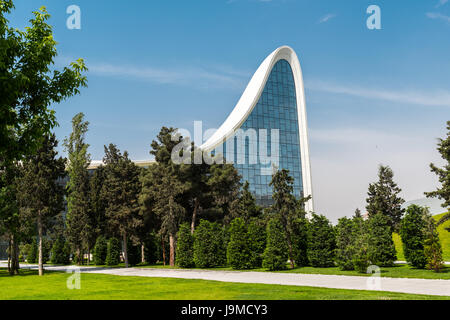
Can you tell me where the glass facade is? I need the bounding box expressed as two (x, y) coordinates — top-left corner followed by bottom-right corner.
(214, 59), (303, 207)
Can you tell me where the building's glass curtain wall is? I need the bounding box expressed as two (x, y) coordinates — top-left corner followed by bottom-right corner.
(215, 59), (303, 207)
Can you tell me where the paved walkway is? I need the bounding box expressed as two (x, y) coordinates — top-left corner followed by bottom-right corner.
(1, 262), (449, 297)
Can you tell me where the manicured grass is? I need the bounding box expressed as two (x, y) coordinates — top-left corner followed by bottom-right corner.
(138, 263), (450, 280)
(0, 268), (447, 300)
(393, 212), (450, 261)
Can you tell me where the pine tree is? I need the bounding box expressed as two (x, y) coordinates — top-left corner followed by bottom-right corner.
(291, 218), (309, 267)
(93, 236), (108, 265)
(27, 239), (38, 264)
(351, 216), (370, 273)
(227, 218), (252, 269)
(50, 236), (70, 265)
(247, 218), (267, 268)
(367, 213), (397, 266)
(102, 144), (143, 268)
(16, 134), (66, 275)
(193, 220), (226, 268)
(262, 218), (288, 271)
(354, 208), (362, 218)
(400, 205), (427, 269)
(237, 182), (262, 223)
(425, 121), (450, 228)
(307, 214), (336, 267)
(366, 165), (405, 232)
(176, 223), (194, 268)
(423, 212), (444, 272)
(105, 237), (121, 266)
(63, 113), (92, 265)
(336, 217), (356, 270)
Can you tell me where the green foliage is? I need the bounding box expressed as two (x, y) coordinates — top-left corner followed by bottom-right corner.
(291, 218), (309, 267)
(336, 217), (356, 270)
(144, 232), (159, 264)
(423, 213), (444, 272)
(126, 239), (141, 266)
(27, 239), (38, 263)
(400, 205), (427, 269)
(351, 217), (370, 273)
(93, 236), (108, 265)
(262, 218), (288, 271)
(367, 213), (397, 267)
(193, 220), (226, 268)
(307, 214), (336, 267)
(176, 223), (195, 268)
(236, 182), (262, 222)
(247, 219), (267, 268)
(105, 237), (121, 266)
(227, 218), (252, 269)
(50, 237), (70, 265)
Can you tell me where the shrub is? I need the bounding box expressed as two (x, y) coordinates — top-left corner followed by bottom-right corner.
(93, 236), (108, 265)
(367, 213), (397, 267)
(247, 219), (266, 268)
(105, 237), (121, 266)
(351, 217), (370, 273)
(176, 223), (195, 268)
(193, 220), (226, 268)
(227, 218), (252, 269)
(400, 205), (427, 268)
(144, 232), (159, 264)
(291, 218), (309, 267)
(126, 239), (141, 266)
(50, 237), (70, 265)
(423, 213), (444, 272)
(262, 218), (288, 271)
(336, 217), (356, 270)
(27, 239), (38, 263)
(307, 214), (336, 267)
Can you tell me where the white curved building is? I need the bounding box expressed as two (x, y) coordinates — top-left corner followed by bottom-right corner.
(201, 46), (314, 213)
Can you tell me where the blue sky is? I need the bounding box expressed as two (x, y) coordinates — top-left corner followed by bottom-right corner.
(8, 0), (450, 221)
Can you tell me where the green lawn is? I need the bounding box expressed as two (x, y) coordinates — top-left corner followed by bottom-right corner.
(393, 212), (450, 261)
(0, 268), (448, 300)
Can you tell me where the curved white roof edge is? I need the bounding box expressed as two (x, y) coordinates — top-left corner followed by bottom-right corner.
(200, 46), (314, 213)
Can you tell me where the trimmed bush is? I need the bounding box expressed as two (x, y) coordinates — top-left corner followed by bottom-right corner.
(367, 213), (397, 267)
(400, 205), (427, 268)
(292, 218), (309, 267)
(307, 214), (336, 267)
(351, 217), (370, 273)
(336, 217), (356, 270)
(27, 239), (38, 263)
(227, 218), (252, 269)
(105, 237), (121, 266)
(247, 219), (266, 268)
(262, 218), (288, 271)
(93, 236), (108, 265)
(144, 232), (159, 264)
(50, 237), (70, 265)
(193, 220), (226, 268)
(423, 213), (444, 272)
(176, 223), (195, 268)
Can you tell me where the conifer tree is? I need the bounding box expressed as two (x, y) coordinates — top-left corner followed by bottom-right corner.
(193, 220), (226, 268)
(425, 121), (450, 228)
(105, 237), (121, 266)
(16, 134), (66, 275)
(227, 218), (252, 269)
(400, 205), (427, 269)
(351, 216), (370, 273)
(176, 223), (194, 268)
(247, 218), (267, 268)
(423, 212), (444, 272)
(336, 217), (356, 270)
(93, 236), (108, 265)
(367, 213), (397, 266)
(63, 113), (92, 264)
(262, 218), (288, 271)
(237, 182), (262, 223)
(366, 165), (405, 231)
(307, 214), (336, 267)
(291, 218), (309, 267)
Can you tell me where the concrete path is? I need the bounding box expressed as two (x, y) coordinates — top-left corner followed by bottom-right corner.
(1, 262), (449, 297)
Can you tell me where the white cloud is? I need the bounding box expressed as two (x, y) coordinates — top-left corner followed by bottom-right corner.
(307, 80), (450, 107)
(435, 0), (448, 8)
(318, 13), (337, 24)
(426, 12), (450, 23)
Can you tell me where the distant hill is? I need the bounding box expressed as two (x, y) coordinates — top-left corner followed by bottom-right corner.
(402, 197), (447, 216)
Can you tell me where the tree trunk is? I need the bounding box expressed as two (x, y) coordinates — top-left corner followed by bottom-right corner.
(87, 246), (90, 265)
(161, 235), (166, 266)
(7, 237), (11, 275)
(191, 198), (199, 234)
(123, 232), (129, 268)
(141, 244), (145, 264)
(10, 235), (20, 275)
(38, 214), (43, 276)
(169, 234), (175, 267)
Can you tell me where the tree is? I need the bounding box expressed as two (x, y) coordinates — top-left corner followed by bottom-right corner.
(27, 239), (38, 263)
(366, 165), (405, 232)
(291, 218), (309, 267)
(50, 236), (70, 265)
(0, 1), (87, 164)
(193, 220), (226, 268)
(423, 212), (444, 272)
(64, 113), (92, 264)
(351, 216), (370, 273)
(262, 218), (288, 271)
(354, 208), (362, 218)
(16, 134), (66, 276)
(102, 144), (142, 268)
(93, 236), (108, 265)
(237, 182), (262, 223)
(89, 166), (108, 237)
(227, 218), (252, 269)
(307, 214), (336, 267)
(247, 218), (267, 268)
(425, 121), (450, 229)
(399, 205), (427, 269)
(105, 237), (121, 266)
(176, 223), (194, 268)
(367, 213), (397, 267)
(335, 217), (356, 270)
